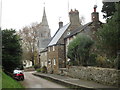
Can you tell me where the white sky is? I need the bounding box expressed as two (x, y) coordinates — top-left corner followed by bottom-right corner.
(0, 0), (105, 36)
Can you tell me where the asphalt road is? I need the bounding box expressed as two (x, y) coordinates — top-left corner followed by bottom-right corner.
(20, 71), (66, 88)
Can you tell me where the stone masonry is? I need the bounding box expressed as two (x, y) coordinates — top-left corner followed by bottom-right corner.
(61, 66), (120, 87)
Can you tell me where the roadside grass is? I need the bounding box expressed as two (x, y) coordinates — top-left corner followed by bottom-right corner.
(2, 70), (24, 88)
(0, 68), (2, 89)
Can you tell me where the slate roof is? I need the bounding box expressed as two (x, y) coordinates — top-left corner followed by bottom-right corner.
(64, 22), (92, 39)
(40, 48), (47, 53)
(48, 23), (70, 46)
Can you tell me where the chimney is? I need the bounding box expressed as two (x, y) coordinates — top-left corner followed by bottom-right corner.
(59, 21), (63, 29)
(69, 9), (81, 26)
(91, 5), (99, 22)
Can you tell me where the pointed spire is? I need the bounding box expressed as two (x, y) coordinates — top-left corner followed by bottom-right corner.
(41, 6), (48, 26)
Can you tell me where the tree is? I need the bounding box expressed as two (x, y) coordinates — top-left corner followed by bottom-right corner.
(0, 28), (1, 67)
(101, 2), (116, 19)
(19, 23), (39, 66)
(67, 34), (94, 66)
(2, 29), (22, 72)
(97, 3), (120, 59)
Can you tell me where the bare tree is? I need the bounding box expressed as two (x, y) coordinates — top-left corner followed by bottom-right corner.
(19, 23), (39, 66)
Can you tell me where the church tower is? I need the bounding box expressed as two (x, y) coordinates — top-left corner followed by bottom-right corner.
(38, 7), (51, 51)
(39, 7), (51, 38)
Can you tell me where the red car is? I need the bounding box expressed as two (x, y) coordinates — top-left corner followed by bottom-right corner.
(13, 69), (24, 81)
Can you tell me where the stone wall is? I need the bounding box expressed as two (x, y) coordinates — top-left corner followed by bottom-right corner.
(60, 66), (120, 87)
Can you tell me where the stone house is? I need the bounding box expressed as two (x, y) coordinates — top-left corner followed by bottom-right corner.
(47, 9), (81, 74)
(64, 5), (103, 62)
(40, 48), (48, 67)
(23, 60), (32, 68)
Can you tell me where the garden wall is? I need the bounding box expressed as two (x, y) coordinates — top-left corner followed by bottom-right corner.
(60, 66), (120, 87)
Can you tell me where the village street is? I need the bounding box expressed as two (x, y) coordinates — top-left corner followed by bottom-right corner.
(20, 71), (66, 88)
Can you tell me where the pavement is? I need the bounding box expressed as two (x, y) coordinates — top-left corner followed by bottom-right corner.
(32, 72), (120, 90)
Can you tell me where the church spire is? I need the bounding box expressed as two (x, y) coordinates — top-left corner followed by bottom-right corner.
(41, 6), (48, 26)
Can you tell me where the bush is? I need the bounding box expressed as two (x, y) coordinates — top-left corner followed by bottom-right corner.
(67, 34), (94, 66)
(96, 55), (106, 67)
(41, 66), (47, 73)
(34, 64), (40, 70)
(88, 53), (97, 66)
(96, 55), (115, 68)
(36, 68), (41, 72)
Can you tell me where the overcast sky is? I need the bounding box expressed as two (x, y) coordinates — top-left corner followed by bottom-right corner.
(1, 0), (105, 36)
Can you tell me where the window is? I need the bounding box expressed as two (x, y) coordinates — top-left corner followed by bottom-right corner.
(53, 59), (56, 65)
(48, 59), (51, 64)
(67, 38), (70, 45)
(45, 62), (47, 66)
(41, 62), (43, 67)
(53, 46), (55, 51)
(48, 47), (50, 52)
(73, 36), (76, 39)
(45, 52), (47, 56)
(69, 38), (72, 42)
(41, 33), (43, 37)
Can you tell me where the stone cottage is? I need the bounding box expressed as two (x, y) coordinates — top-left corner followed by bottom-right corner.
(40, 48), (48, 67)
(64, 5), (103, 62)
(47, 9), (82, 74)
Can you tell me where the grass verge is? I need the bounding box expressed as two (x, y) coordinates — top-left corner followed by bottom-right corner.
(2, 70), (24, 88)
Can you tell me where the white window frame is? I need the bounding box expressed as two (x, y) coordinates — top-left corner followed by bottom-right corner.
(48, 47), (50, 52)
(53, 46), (55, 51)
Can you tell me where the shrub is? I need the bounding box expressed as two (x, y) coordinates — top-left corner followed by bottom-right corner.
(36, 68), (41, 72)
(96, 55), (106, 67)
(88, 53), (97, 66)
(34, 64), (40, 70)
(96, 55), (115, 68)
(67, 34), (94, 66)
(41, 66), (47, 73)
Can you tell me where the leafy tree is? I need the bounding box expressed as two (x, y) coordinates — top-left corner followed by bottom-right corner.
(0, 28), (2, 67)
(2, 29), (22, 72)
(67, 34), (94, 66)
(101, 2), (116, 19)
(97, 3), (120, 59)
